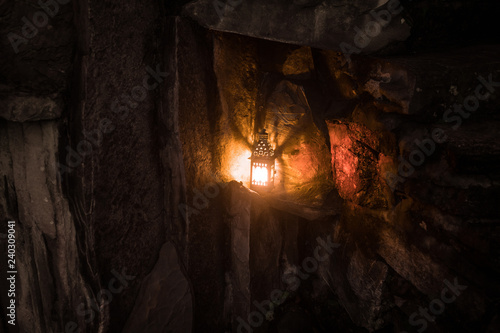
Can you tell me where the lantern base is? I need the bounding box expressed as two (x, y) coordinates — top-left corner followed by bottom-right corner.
(250, 184), (274, 192)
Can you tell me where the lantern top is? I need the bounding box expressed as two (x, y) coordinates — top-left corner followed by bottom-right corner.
(253, 128), (275, 158)
(258, 128), (269, 140)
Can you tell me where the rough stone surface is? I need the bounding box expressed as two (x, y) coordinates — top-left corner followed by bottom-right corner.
(2, 1), (500, 332)
(122, 242), (193, 333)
(265, 80), (333, 203)
(175, 27), (500, 332)
(0, 120), (94, 332)
(0, 0), (74, 123)
(176, 18), (229, 333)
(222, 182), (346, 332)
(224, 182), (252, 330)
(327, 120), (392, 208)
(0, 94), (63, 122)
(184, 0), (411, 53)
(314, 44), (500, 332)
(0, 0), (94, 332)
(346, 250), (388, 329)
(60, 2), (191, 333)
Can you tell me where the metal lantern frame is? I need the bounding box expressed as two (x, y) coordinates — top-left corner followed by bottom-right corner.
(250, 129), (275, 191)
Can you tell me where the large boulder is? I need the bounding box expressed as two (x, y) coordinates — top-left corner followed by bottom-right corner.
(184, 0), (411, 54)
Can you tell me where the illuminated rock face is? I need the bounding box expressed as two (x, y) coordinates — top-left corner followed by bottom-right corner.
(328, 122), (361, 201)
(190, 32), (500, 331)
(327, 121), (389, 209)
(265, 80), (333, 203)
(182, 32), (333, 205)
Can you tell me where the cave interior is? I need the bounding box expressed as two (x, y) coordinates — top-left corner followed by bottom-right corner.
(0, 0), (500, 332)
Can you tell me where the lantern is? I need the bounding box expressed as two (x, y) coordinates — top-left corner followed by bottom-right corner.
(250, 129), (275, 191)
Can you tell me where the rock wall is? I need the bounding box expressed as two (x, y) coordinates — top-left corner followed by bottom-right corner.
(319, 47), (500, 332)
(1, 1), (193, 332)
(1, 1), (499, 332)
(0, 1), (94, 332)
(0, 120), (96, 333)
(64, 2), (193, 332)
(175, 23), (500, 332)
(184, 0), (411, 53)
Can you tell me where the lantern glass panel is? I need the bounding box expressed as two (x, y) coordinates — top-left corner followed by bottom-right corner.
(252, 162), (268, 186)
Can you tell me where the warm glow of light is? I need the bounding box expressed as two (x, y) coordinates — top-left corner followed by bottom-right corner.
(252, 163), (268, 186)
(228, 148), (251, 185)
